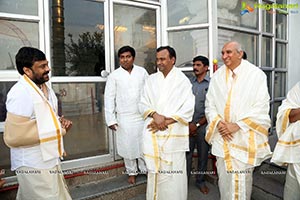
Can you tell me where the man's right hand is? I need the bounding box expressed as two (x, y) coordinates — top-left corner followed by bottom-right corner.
(109, 124), (118, 131)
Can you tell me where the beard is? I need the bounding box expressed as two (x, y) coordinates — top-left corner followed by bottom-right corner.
(31, 71), (49, 85)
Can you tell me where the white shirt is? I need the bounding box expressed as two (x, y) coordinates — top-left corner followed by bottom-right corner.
(6, 80), (58, 170)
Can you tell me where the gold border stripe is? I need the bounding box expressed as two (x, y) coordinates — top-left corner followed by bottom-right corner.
(282, 109), (291, 133)
(231, 142), (268, 151)
(151, 132), (160, 172)
(143, 110), (155, 119)
(234, 174), (239, 200)
(205, 115), (221, 142)
(278, 139), (300, 145)
(172, 115), (188, 126)
(156, 134), (188, 139)
(248, 130), (255, 165)
(242, 118), (268, 136)
(223, 141), (233, 171)
(143, 154), (172, 165)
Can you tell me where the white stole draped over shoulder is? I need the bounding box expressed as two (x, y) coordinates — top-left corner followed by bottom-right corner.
(205, 60), (272, 170)
(22, 75), (64, 161)
(271, 82), (300, 165)
(139, 67), (195, 173)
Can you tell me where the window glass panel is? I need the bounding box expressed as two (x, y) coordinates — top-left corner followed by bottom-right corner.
(274, 72), (286, 98)
(276, 13), (287, 40)
(218, 29), (258, 65)
(276, 0), (287, 5)
(262, 5), (273, 33)
(264, 71), (272, 97)
(0, 82), (15, 122)
(0, 131), (11, 177)
(218, 0), (258, 29)
(273, 101), (282, 127)
(262, 37), (272, 67)
(0, 0), (38, 15)
(167, 0), (208, 27)
(0, 82), (16, 177)
(0, 20), (39, 70)
(114, 4), (157, 74)
(50, 0), (105, 76)
(52, 82), (109, 160)
(168, 29), (208, 69)
(275, 42), (286, 68)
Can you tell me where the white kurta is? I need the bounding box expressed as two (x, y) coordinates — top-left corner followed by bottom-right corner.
(6, 76), (71, 200)
(139, 67), (194, 200)
(104, 65), (148, 159)
(205, 60), (272, 200)
(6, 76), (59, 170)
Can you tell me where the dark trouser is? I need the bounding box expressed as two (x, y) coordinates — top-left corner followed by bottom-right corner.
(186, 125), (209, 188)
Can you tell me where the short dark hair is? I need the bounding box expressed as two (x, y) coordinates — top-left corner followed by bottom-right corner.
(15, 47), (46, 75)
(242, 51), (247, 60)
(157, 46), (176, 63)
(193, 55), (209, 66)
(118, 46), (136, 58)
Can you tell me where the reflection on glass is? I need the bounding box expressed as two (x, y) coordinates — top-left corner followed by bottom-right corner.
(274, 72), (286, 98)
(0, 82), (15, 122)
(50, 0), (105, 76)
(276, 13), (287, 40)
(168, 29), (208, 68)
(218, 29), (258, 65)
(262, 37), (272, 67)
(167, 0), (208, 27)
(275, 42), (286, 68)
(262, 7), (273, 33)
(52, 82), (109, 160)
(0, 82), (16, 177)
(0, 20), (39, 70)
(114, 4), (157, 74)
(0, 0), (38, 15)
(217, 0), (258, 29)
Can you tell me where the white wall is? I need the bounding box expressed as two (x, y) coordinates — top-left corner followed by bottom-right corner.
(288, 0), (300, 90)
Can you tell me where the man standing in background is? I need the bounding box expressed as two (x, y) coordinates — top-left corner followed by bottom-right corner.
(186, 55), (210, 195)
(104, 45), (148, 184)
(140, 46), (194, 200)
(205, 41), (272, 200)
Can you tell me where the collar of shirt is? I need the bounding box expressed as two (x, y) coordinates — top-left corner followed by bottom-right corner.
(190, 75), (210, 83)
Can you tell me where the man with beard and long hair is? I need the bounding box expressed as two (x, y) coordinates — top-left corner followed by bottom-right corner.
(186, 55), (210, 195)
(4, 47), (72, 199)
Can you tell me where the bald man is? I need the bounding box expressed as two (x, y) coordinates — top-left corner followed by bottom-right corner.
(205, 41), (272, 200)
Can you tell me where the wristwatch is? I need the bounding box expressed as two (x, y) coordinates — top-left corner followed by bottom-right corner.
(196, 123), (200, 127)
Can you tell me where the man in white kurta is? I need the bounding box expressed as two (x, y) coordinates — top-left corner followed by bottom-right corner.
(205, 41), (272, 200)
(104, 46), (148, 184)
(139, 46), (194, 200)
(271, 82), (300, 200)
(4, 47), (72, 199)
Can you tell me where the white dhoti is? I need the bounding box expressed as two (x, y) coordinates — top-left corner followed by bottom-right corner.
(16, 165), (71, 200)
(284, 164), (300, 200)
(146, 152), (187, 200)
(216, 157), (254, 200)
